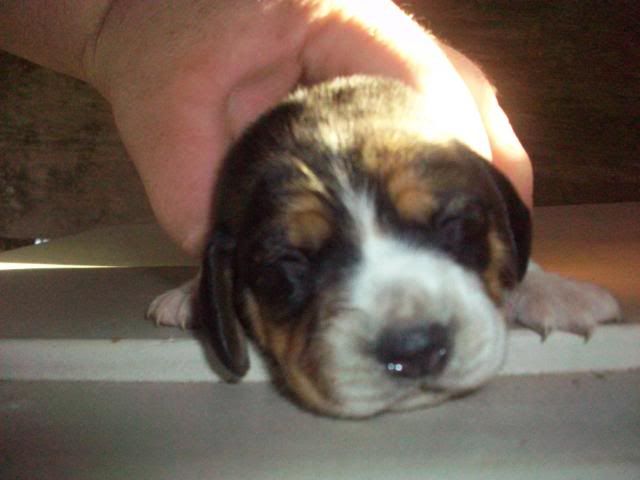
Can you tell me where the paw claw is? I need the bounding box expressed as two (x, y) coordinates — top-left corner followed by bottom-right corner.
(146, 278), (199, 329)
(507, 263), (621, 340)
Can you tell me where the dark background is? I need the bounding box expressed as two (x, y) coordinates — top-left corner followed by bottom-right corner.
(1, 0), (638, 241)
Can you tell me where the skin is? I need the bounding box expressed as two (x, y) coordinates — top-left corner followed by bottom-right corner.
(0, 0), (532, 256)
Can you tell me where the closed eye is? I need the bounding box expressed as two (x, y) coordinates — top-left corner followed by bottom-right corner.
(431, 194), (491, 271)
(251, 245), (313, 315)
(433, 196), (489, 245)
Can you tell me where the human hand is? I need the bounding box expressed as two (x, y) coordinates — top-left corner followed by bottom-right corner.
(86, 0), (532, 256)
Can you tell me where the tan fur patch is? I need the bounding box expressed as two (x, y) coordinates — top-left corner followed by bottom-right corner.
(359, 136), (441, 223)
(282, 322), (334, 415)
(360, 134), (417, 176)
(256, 311), (334, 413)
(386, 168), (438, 223)
(262, 310), (311, 377)
(285, 194), (332, 251)
(483, 228), (510, 303)
(265, 323), (290, 362)
(244, 292), (267, 347)
(253, 296), (334, 414)
(247, 295), (321, 410)
(283, 362), (334, 414)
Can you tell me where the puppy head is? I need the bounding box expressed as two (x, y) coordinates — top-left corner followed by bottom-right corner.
(200, 76), (531, 417)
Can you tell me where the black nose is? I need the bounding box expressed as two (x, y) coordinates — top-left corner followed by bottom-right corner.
(375, 324), (452, 378)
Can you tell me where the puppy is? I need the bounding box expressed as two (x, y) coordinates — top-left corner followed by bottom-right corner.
(148, 76), (620, 418)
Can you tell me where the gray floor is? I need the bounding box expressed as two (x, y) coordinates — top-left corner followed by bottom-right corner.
(2, 204), (639, 479)
(2, 373), (639, 480)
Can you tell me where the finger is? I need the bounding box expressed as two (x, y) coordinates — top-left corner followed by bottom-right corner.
(302, 0), (491, 159)
(484, 98), (534, 208)
(112, 91), (227, 256)
(301, 0), (434, 86)
(438, 42), (533, 207)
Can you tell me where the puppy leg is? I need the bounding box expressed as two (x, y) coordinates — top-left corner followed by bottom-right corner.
(146, 276), (200, 329)
(506, 262), (621, 339)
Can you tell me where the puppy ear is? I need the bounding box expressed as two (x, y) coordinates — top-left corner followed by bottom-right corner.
(486, 166), (532, 281)
(198, 229), (249, 379)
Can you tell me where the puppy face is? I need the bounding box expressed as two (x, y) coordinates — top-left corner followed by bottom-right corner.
(200, 76), (531, 418)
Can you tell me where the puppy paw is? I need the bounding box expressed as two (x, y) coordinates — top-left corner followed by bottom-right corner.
(506, 263), (621, 340)
(146, 278), (199, 329)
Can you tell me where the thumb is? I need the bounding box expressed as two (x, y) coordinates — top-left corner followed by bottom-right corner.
(484, 97), (533, 209)
(438, 42), (533, 208)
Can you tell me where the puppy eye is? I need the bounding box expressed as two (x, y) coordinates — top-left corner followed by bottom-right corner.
(434, 197), (488, 244)
(252, 248), (312, 310)
(432, 195), (490, 269)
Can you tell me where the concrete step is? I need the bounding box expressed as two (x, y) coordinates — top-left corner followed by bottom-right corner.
(3, 373), (639, 480)
(1, 265), (638, 382)
(1, 203), (639, 479)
